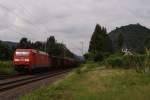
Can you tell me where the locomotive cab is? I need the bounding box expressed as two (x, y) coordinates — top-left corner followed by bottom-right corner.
(13, 49), (51, 72)
(13, 49), (33, 71)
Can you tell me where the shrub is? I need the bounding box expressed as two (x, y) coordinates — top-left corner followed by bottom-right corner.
(104, 53), (150, 73)
(94, 52), (104, 62)
(75, 68), (82, 74)
(85, 52), (112, 62)
(105, 55), (123, 68)
(0, 61), (14, 75)
(122, 55), (136, 69)
(122, 54), (150, 72)
(83, 53), (89, 60)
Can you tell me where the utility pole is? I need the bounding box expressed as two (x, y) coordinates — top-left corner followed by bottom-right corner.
(80, 41), (84, 56)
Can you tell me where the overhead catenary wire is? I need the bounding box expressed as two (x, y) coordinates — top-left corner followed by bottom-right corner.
(0, 3), (44, 41)
(15, 2), (51, 52)
(0, 3), (85, 55)
(0, 4), (36, 41)
(16, 2), (50, 37)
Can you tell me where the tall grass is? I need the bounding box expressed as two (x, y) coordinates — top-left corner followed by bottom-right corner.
(21, 68), (150, 100)
(74, 61), (105, 75)
(0, 61), (15, 75)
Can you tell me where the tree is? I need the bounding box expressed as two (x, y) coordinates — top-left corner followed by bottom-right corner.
(33, 41), (44, 51)
(88, 24), (112, 61)
(0, 41), (12, 60)
(45, 36), (74, 58)
(144, 38), (150, 49)
(117, 33), (124, 51)
(46, 36), (57, 55)
(47, 36), (56, 44)
(18, 37), (32, 49)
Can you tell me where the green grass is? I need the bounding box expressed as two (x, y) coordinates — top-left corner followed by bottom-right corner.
(21, 63), (150, 100)
(0, 61), (15, 75)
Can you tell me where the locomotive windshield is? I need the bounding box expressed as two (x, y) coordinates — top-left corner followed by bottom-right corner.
(15, 51), (30, 57)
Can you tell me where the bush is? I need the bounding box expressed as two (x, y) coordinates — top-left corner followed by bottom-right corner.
(105, 55), (123, 68)
(85, 52), (112, 62)
(104, 53), (150, 73)
(0, 61), (15, 75)
(83, 53), (89, 60)
(75, 68), (82, 74)
(122, 55), (135, 69)
(123, 55), (146, 67)
(94, 52), (104, 62)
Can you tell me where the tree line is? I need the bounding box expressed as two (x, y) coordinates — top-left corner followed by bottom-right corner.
(18, 36), (75, 58)
(0, 41), (14, 60)
(0, 36), (74, 61)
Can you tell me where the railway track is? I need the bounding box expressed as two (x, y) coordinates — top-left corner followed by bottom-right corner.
(0, 75), (10, 79)
(0, 73), (27, 80)
(0, 69), (71, 92)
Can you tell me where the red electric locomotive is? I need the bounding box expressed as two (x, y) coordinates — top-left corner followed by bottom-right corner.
(13, 49), (78, 72)
(13, 49), (51, 71)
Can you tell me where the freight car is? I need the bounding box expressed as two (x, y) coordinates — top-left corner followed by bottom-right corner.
(50, 56), (78, 69)
(13, 49), (77, 72)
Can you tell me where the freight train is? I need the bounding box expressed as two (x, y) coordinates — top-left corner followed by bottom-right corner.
(13, 49), (78, 72)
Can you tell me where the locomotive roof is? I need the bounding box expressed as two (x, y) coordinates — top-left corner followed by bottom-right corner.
(15, 49), (49, 56)
(52, 56), (74, 61)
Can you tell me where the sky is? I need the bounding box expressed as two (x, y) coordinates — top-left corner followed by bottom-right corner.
(0, 0), (149, 55)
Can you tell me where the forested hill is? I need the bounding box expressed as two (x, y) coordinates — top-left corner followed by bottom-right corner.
(2, 41), (18, 48)
(109, 24), (150, 53)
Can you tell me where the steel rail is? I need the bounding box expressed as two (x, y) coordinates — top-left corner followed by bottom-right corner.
(0, 69), (70, 92)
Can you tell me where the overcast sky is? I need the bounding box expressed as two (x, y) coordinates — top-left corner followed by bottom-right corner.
(0, 0), (149, 55)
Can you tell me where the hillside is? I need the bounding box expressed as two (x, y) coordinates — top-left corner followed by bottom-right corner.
(2, 41), (18, 49)
(109, 24), (150, 53)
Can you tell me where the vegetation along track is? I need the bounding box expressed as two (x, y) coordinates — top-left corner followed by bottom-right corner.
(0, 69), (71, 92)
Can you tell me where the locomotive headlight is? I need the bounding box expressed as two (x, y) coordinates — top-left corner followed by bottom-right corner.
(25, 59), (30, 62)
(14, 59), (19, 62)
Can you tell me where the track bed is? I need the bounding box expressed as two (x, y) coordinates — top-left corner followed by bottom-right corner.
(0, 69), (71, 100)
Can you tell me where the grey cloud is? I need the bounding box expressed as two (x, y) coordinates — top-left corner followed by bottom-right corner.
(0, 0), (149, 55)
